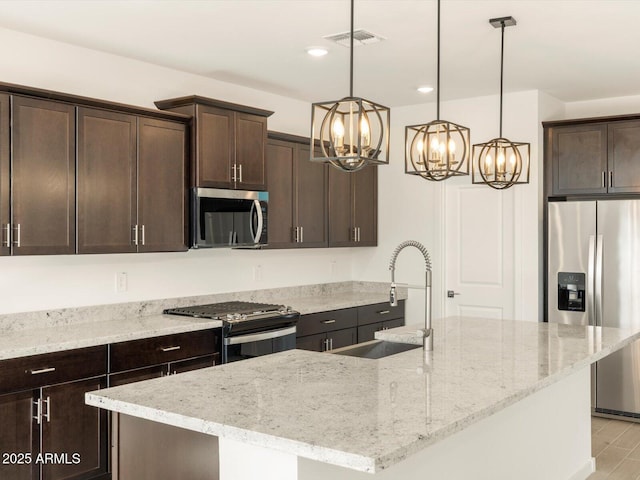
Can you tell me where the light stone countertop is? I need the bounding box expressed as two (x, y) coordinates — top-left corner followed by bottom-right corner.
(0, 281), (406, 361)
(86, 316), (640, 473)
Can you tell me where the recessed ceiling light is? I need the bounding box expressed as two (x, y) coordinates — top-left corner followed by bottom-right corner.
(417, 86), (434, 94)
(307, 47), (328, 57)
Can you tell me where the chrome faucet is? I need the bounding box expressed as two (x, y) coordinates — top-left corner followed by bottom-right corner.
(389, 240), (433, 352)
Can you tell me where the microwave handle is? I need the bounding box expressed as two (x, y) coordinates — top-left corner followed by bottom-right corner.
(251, 200), (263, 243)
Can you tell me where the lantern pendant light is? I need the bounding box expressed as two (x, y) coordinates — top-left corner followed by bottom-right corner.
(472, 16), (530, 189)
(405, 0), (470, 181)
(310, 0), (390, 172)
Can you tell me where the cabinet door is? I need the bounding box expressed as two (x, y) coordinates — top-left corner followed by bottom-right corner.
(328, 167), (354, 247)
(296, 333), (326, 352)
(196, 105), (234, 188)
(41, 377), (108, 480)
(608, 120), (640, 194)
(12, 96), (76, 255)
(169, 354), (218, 375)
(0, 94), (8, 256)
(265, 140), (295, 247)
(353, 165), (377, 246)
(327, 327), (357, 350)
(296, 145), (328, 247)
(77, 107), (137, 254)
(551, 124), (607, 196)
(357, 322), (383, 343)
(138, 117), (188, 252)
(235, 112), (267, 190)
(0, 390), (38, 480)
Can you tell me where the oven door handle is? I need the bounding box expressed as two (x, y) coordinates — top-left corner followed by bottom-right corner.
(224, 325), (296, 345)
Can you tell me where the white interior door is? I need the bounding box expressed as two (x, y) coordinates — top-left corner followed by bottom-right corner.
(443, 183), (515, 319)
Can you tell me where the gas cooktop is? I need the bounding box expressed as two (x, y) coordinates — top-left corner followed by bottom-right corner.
(163, 301), (295, 323)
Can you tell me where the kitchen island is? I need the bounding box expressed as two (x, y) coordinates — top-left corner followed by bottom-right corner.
(86, 316), (640, 480)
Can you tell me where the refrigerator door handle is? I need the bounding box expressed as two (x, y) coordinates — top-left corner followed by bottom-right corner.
(587, 235), (596, 326)
(594, 234), (604, 327)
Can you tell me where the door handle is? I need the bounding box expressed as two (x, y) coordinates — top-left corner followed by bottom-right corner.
(447, 290), (461, 298)
(13, 224), (20, 247)
(238, 164), (243, 183)
(3, 223), (10, 247)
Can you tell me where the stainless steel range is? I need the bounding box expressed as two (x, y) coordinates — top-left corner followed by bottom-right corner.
(164, 301), (299, 363)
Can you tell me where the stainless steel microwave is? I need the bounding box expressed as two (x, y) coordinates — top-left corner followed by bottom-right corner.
(192, 188), (268, 248)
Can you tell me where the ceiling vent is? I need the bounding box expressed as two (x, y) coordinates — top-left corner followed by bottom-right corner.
(323, 29), (385, 47)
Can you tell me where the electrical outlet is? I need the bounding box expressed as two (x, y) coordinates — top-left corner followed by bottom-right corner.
(253, 265), (263, 281)
(116, 272), (128, 292)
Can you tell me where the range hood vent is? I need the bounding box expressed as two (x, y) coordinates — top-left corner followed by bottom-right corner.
(324, 29), (385, 47)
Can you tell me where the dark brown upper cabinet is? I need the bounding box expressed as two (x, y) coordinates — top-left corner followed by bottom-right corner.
(11, 96), (76, 255)
(77, 108), (137, 254)
(77, 109), (188, 254)
(0, 94), (8, 257)
(266, 132), (328, 248)
(137, 117), (188, 252)
(328, 165), (378, 247)
(545, 116), (640, 197)
(154, 96), (273, 190)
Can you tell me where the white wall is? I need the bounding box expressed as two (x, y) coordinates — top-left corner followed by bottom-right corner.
(0, 27), (354, 314)
(565, 94), (640, 119)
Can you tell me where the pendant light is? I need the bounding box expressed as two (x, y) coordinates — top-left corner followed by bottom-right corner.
(472, 16), (530, 189)
(405, 0), (470, 181)
(310, 0), (390, 172)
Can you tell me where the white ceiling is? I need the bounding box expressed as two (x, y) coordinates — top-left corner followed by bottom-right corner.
(0, 0), (638, 108)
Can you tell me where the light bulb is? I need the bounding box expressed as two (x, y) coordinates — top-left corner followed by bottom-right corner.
(484, 154), (493, 176)
(448, 139), (456, 154)
(508, 153), (517, 173)
(332, 116), (345, 149)
(360, 115), (370, 148)
(497, 150), (506, 173)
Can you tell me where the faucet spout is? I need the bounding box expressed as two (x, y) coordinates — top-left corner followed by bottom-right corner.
(389, 240), (433, 352)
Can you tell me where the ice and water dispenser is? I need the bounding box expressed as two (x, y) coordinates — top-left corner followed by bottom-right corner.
(557, 272), (586, 312)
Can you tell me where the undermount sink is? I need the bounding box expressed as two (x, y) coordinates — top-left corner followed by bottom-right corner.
(330, 340), (421, 359)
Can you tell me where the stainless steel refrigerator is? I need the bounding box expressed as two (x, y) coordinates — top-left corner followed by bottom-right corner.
(548, 199), (640, 418)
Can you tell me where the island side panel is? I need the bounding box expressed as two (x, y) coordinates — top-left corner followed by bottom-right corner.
(219, 438), (297, 480)
(298, 366), (592, 480)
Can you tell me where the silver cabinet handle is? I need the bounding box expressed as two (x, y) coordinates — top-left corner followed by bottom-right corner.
(30, 367), (56, 375)
(602, 171), (606, 188)
(14, 224), (20, 247)
(293, 226), (299, 243)
(160, 346), (181, 352)
(238, 164), (243, 183)
(300, 226), (304, 243)
(329, 338), (333, 350)
(132, 225), (138, 246)
(141, 225), (145, 246)
(378, 310), (390, 315)
(43, 396), (51, 423)
(3, 223), (10, 247)
(322, 319), (336, 324)
(232, 164), (237, 182)
(609, 171), (613, 188)
(33, 399), (41, 424)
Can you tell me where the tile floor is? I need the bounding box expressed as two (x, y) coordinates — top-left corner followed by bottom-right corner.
(589, 416), (640, 479)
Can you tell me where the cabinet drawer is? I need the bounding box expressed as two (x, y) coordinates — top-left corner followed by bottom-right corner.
(296, 308), (357, 337)
(0, 345), (107, 395)
(357, 300), (404, 326)
(110, 329), (219, 373)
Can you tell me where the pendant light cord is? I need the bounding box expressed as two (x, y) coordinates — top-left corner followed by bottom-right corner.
(499, 21), (505, 137)
(436, 0), (440, 120)
(349, 0), (354, 97)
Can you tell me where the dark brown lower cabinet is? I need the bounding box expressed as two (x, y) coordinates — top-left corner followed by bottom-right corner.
(357, 318), (404, 343)
(296, 328), (357, 352)
(41, 377), (108, 480)
(114, 414), (218, 480)
(0, 390), (38, 480)
(0, 346), (109, 480)
(108, 331), (221, 480)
